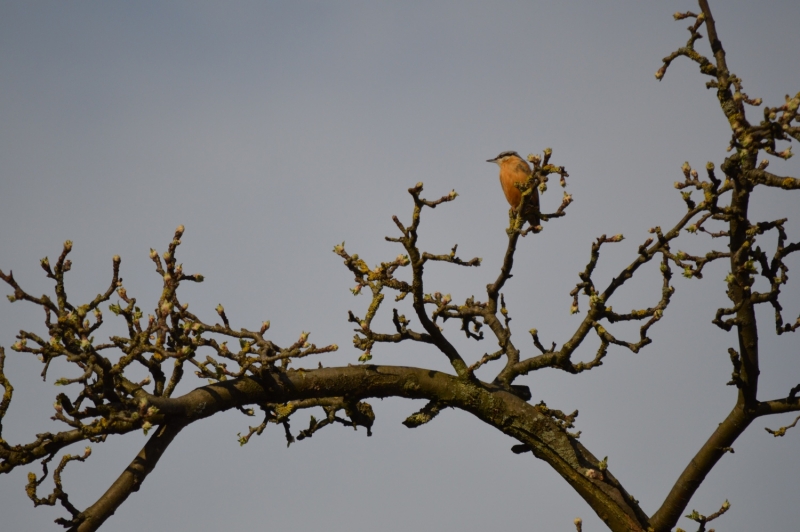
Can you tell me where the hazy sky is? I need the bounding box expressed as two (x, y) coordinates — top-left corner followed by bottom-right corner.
(1, 1), (798, 531)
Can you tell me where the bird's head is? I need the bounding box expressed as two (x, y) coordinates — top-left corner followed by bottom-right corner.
(486, 151), (522, 165)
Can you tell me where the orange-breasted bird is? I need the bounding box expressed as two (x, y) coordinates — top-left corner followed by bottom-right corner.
(487, 151), (541, 231)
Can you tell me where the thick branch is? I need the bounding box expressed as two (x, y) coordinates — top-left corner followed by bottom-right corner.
(111, 365), (650, 531)
(744, 169), (800, 189)
(649, 404), (750, 532)
(72, 420), (187, 532)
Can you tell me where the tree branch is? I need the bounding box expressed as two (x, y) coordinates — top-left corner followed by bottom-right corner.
(649, 405), (750, 532)
(70, 420), (187, 532)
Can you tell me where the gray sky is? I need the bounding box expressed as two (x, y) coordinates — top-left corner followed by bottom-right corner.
(1, 1), (799, 531)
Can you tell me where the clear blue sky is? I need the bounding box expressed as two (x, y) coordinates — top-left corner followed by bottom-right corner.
(1, 1), (798, 531)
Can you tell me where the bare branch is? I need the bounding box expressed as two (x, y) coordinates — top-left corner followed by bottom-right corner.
(25, 446), (92, 527)
(765, 414), (800, 437)
(684, 499), (731, 532)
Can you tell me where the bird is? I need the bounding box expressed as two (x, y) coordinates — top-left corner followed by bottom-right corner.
(486, 151), (541, 231)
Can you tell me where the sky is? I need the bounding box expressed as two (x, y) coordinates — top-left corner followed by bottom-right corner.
(1, 1), (799, 531)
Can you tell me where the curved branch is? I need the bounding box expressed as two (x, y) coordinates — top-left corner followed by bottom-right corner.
(103, 365), (650, 531)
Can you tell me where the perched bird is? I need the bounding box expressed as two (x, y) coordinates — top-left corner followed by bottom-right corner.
(486, 151), (541, 230)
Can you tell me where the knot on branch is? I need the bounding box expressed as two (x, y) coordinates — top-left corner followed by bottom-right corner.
(402, 400), (443, 428)
(536, 401), (580, 438)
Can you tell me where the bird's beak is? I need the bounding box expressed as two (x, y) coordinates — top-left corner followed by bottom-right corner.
(486, 158), (496, 163)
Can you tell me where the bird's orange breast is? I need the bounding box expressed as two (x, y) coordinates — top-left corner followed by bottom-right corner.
(498, 158), (531, 209)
